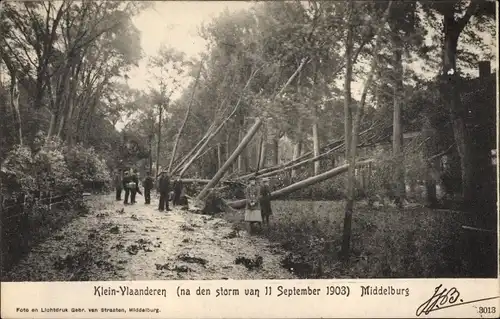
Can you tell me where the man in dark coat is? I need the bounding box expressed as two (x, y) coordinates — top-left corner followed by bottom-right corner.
(143, 171), (154, 205)
(158, 171), (171, 212)
(113, 170), (122, 201)
(130, 169), (142, 204)
(260, 177), (273, 226)
(172, 177), (183, 206)
(122, 171), (132, 205)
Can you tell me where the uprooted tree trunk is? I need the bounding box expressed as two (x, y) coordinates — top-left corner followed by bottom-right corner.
(171, 122), (215, 174)
(168, 63), (201, 173)
(235, 127), (375, 181)
(254, 139), (382, 181)
(196, 118), (263, 202)
(257, 127), (266, 171)
(176, 67), (260, 178)
(180, 178), (244, 186)
(227, 159), (375, 209)
(237, 118), (245, 173)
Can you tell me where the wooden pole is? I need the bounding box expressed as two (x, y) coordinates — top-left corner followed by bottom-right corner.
(196, 118), (263, 201)
(227, 159), (374, 209)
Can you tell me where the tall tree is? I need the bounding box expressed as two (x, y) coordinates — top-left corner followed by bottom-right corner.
(341, 1), (393, 260)
(421, 0), (495, 209)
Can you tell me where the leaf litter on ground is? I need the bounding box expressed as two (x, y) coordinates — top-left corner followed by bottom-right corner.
(4, 195), (295, 281)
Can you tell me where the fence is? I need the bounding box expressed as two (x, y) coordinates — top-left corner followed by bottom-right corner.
(0, 180), (109, 278)
(0, 190), (77, 277)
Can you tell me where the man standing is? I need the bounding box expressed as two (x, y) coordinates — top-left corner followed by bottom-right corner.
(122, 171), (132, 205)
(172, 177), (183, 206)
(130, 169), (141, 204)
(260, 177), (273, 226)
(113, 170), (122, 201)
(143, 171), (154, 205)
(158, 171), (171, 212)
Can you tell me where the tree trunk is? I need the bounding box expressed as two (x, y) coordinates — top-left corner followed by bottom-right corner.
(156, 104), (163, 176)
(311, 58), (320, 175)
(9, 74), (22, 145)
(196, 118), (262, 201)
(65, 61), (83, 146)
(391, 32), (405, 208)
(56, 114), (66, 138)
(291, 121), (303, 178)
(51, 62), (72, 139)
(235, 128), (374, 180)
(340, 1), (355, 260)
(217, 143), (222, 170)
(47, 113), (56, 138)
(228, 159), (374, 209)
(237, 116), (247, 172)
(259, 129), (267, 169)
(442, 18), (475, 208)
(168, 64), (201, 172)
(177, 68), (259, 177)
(341, 1), (392, 260)
(272, 134), (279, 166)
(312, 107), (320, 175)
(256, 140), (348, 179)
(171, 122), (215, 174)
(422, 116), (438, 206)
(148, 132), (154, 173)
(237, 127), (244, 172)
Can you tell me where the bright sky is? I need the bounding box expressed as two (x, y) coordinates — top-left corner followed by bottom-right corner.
(116, 1), (254, 130)
(121, 1), (496, 131)
(127, 1), (254, 94)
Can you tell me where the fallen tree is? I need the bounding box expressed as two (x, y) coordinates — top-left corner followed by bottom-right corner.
(168, 62), (202, 172)
(170, 122), (216, 175)
(196, 118), (263, 201)
(180, 178), (245, 186)
(234, 128), (386, 181)
(226, 158), (374, 209)
(174, 67), (262, 178)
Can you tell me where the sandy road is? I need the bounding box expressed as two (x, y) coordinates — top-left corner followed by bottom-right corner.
(5, 194), (295, 281)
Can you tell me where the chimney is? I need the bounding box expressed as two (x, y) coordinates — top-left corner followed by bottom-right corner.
(479, 60), (491, 79)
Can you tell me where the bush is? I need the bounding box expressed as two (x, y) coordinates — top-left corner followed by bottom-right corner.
(1, 138), (112, 275)
(1, 145), (36, 195)
(35, 138), (79, 193)
(255, 200), (491, 278)
(2, 138), (112, 199)
(62, 143), (111, 185)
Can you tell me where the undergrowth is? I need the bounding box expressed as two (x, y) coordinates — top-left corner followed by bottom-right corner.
(246, 200), (496, 278)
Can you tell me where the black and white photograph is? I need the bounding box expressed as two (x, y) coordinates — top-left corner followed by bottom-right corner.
(0, 0), (497, 284)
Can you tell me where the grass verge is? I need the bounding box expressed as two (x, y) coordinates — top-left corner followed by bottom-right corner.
(220, 200), (497, 278)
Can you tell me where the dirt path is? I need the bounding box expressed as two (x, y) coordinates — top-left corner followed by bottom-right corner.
(5, 194), (295, 281)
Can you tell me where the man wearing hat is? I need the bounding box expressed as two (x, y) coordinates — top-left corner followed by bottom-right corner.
(157, 170), (171, 212)
(142, 171), (154, 205)
(122, 171), (132, 205)
(172, 177), (183, 207)
(260, 177), (273, 226)
(113, 169), (123, 201)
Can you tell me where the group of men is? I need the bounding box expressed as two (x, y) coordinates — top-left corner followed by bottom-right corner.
(113, 169), (186, 212)
(112, 168), (274, 228)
